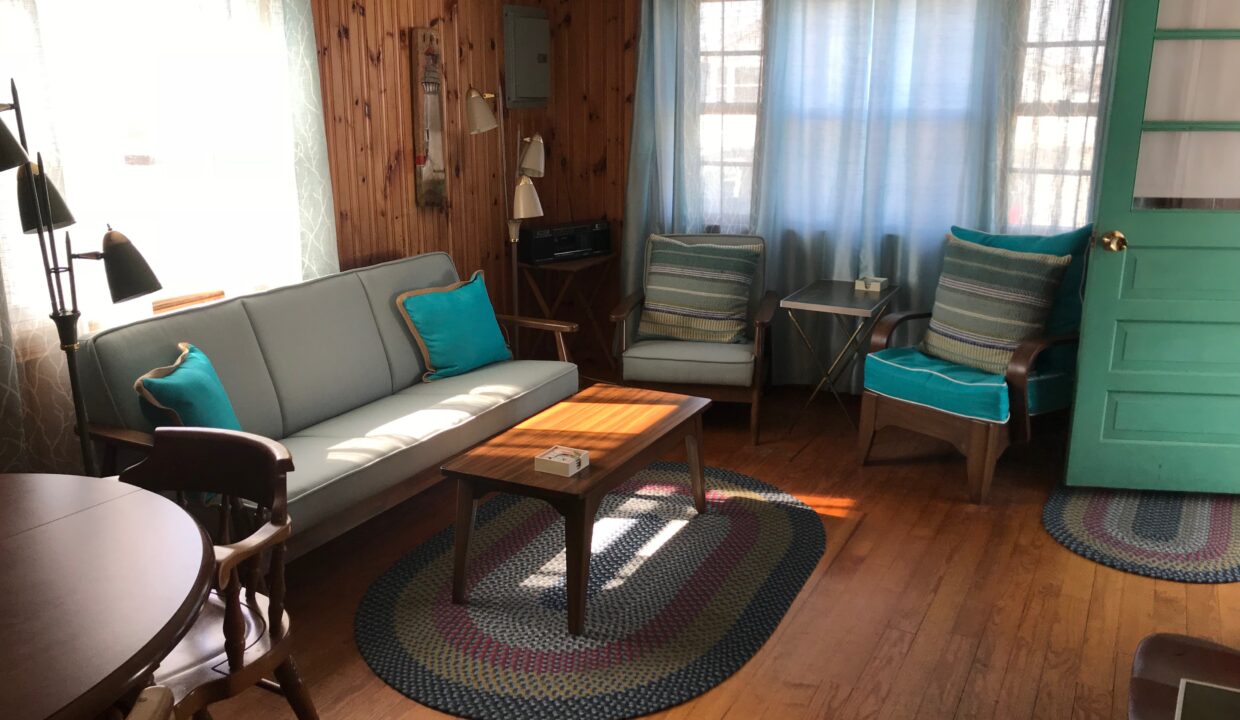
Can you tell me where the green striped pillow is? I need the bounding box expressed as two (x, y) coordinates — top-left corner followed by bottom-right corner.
(921, 236), (1071, 375)
(637, 237), (761, 344)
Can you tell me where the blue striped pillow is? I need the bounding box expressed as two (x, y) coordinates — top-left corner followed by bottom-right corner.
(921, 236), (1071, 375)
(637, 237), (761, 344)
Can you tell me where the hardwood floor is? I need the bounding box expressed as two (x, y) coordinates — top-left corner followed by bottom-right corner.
(212, 388), (1238, 719)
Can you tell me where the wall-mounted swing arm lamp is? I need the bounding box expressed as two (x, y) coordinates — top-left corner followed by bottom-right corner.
(1, 79), (162, 475)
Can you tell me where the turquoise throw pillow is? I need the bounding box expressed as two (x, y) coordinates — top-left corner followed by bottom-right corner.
(398, 270), (513, 381)
(950, 224), (1092, 336)
(134, 343), (242, 429)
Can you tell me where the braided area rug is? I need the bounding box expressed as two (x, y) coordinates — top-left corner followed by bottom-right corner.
(1043, 484), (1240, 583)
(355, 461), (826, 719)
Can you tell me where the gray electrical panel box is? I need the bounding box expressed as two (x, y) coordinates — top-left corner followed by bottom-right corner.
(503, 5), (550, 108)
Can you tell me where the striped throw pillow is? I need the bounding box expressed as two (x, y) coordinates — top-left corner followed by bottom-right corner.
(637, 237), (762, 344)
(921, 236), (1071, 375)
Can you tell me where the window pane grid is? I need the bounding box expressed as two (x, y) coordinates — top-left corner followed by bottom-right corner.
(698, 0), (763, 233)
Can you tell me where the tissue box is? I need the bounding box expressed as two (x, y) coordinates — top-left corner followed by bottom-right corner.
(534, 446), (590, 477)
(854, 276), (889, 292)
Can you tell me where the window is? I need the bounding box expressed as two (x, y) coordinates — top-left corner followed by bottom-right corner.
(699, 0), (764, 233)
(1005, 0), (1111, 232)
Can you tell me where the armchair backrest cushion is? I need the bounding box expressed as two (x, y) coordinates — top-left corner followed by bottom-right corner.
(921, 237), (1070, 375)
(950, 224), (1091, 336)
(638, 234), (766, 343)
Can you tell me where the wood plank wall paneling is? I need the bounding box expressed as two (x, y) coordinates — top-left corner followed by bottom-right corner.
(311, 0), (640, 319)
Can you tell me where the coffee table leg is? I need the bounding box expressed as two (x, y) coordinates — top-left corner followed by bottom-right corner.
(686, 414), (707, 513)
(563, 498), (596, 636)
(452, 479), (478, 605)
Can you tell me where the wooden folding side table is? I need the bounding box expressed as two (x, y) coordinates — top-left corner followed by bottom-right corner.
(781, 280), (899, 426)
(519, 254), (616, 368)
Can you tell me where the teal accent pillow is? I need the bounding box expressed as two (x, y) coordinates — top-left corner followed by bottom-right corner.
(398, 270), (513, 381)
(950, 224), (1092, 336)
(134, 343), (242, 429)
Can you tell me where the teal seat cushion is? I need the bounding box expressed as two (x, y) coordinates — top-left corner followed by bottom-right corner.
(134, 343), (242, 429)
(397, 270), (513, 381)
(864, 347), (1073, 423)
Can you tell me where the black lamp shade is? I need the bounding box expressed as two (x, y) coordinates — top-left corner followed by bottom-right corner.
(16, 162), (75, 233)
(101, 228), (161, 302)
(0, 120), (26, 172)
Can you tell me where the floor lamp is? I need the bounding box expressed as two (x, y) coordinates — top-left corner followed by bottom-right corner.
(465, 88), (546, 317)
(1, 80), (162, 475)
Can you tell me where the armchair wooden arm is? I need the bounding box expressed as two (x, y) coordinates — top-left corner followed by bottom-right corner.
(752, 291), (779, 359)
(1005, 333), (1079, 443)
(609, 291), (645, 354)
(869, 311), (932, 353)
(609, 291), (644, 322)
(495, 314), (580, 362)
(214, 518), (292, 588)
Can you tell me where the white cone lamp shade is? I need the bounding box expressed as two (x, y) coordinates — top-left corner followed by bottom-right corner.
(466, 88), (498, 135)
(518, 133), (545, 178)
(0, 119), (27, 172)
(512, 175), (543, 219)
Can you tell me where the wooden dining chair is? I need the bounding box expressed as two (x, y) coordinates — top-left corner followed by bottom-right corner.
(119, 427), (318, 720)
(124, 687), (174, 720)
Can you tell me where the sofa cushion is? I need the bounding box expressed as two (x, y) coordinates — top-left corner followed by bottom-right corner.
(134, 343), (242, 429)
(622, 340), (755, 387)
(397, 271), (512, 381)
(864, 346), (1073, 424)
(80, 300), (283, 438)
(242, 273), (391, 436)
(355, 253), (460, 391)
(283, 360), (577, 532)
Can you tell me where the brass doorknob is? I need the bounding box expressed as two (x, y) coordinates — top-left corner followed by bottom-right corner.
(1101, 230), (1127, 252)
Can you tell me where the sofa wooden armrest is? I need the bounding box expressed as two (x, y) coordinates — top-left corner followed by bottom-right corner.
(495, 314), (579, 362)
(89, 424), (155, 450)
(88, 424), (155, 476)
(1005, 333), (1079, 443)
(869, 311), (932, 353)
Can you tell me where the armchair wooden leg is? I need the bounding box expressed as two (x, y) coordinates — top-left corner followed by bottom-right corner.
(749, 387), (762, 446)
(857, 391), (878, 464)
(274, 656), (319, 720)
(965, 421), (1006, 504)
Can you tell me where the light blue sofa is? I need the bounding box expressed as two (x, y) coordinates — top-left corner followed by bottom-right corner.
(79, 253), (579, 558)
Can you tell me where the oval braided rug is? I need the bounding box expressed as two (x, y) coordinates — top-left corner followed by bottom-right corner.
(1043, 484), (1240, 583)
(355, 461), (825, 719)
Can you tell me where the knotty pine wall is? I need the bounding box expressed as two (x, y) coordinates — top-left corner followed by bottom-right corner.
(311, 0), (639, 318)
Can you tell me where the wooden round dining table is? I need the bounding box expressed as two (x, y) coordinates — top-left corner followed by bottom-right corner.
(0, 473), (212, 720)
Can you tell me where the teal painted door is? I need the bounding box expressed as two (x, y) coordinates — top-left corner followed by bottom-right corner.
(1066, 0), (1240, 492)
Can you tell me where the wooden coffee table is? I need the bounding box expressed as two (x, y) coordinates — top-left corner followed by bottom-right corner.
(442, 383), (711, 635)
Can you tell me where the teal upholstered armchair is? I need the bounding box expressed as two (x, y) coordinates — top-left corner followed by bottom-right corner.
(857, 225), (1091, 502)
(610, 234), (778, 444)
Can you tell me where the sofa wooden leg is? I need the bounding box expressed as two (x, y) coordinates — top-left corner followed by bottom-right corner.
(857, 392), (878, 464)
(965, 421), (1005, 503)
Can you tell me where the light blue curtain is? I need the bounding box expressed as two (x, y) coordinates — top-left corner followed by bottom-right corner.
(620, 0), (702, 295)
(623, 0), (1108, 389)
(754, 0), (1024, 386)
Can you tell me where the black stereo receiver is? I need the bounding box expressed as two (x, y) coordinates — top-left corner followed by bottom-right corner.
(518, 220), (611, 264)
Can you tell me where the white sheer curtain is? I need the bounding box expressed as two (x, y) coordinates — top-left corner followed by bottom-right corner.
(0, 0), (337, 472)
